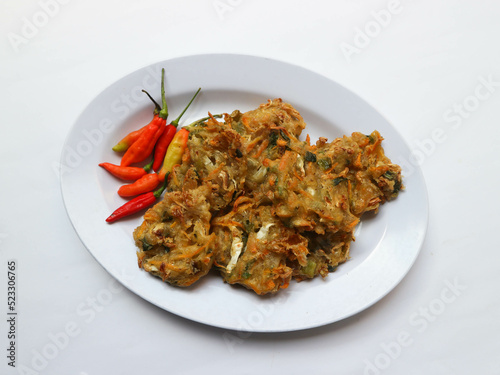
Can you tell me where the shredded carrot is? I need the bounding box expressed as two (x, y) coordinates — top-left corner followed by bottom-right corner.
(226, 220), (245, 228)
(208, 112), (219, 123)
(354, 152), (362, 168)
(269, 175), (277, 187)
(347, 219), (360, 229)
(288, 178), (299, 190)
(277, 139), (288, 147)
(266, 280), (276, 290)
(325, 167), (349, 180)
(293, 171), (304, 181)
(254, 139), (269, 158)
(279, 150), (293, 171)
(316, 211), (335, 221)
(175, 236), (215, 260)
(214, 259), (226, 270)
(205, 162), (226, 179)
(270, 126), (291, 138)
(246, 138), (261, 153)
(233, 195), (253, 209)
(369, 166), (389, 175)
(347, 180), (353, 199)
(359, 137), (370, 147)
(366, 134), (383, 154)
(240, 116), (255, 132)
(298, 189), (314, 199)
(324, 162), (338, 174)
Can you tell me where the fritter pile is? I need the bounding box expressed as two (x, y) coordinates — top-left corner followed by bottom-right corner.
(134, 99), (403, 295)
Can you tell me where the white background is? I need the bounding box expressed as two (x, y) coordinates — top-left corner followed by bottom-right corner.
(1, 0), (499, 374)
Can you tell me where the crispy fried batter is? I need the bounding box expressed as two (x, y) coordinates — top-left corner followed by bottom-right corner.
(134, 185), (215, 287)
(212, 201), (308, 295)
(133, 99), (403, 294)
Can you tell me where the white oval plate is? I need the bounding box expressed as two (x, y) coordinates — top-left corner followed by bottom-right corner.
(60, 54), (428, 332)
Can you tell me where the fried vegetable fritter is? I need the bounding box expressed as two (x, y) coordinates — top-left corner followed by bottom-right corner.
(212, 198), (309, 295)
(133, 99), (403, 294)
(134, 185), (215, 287)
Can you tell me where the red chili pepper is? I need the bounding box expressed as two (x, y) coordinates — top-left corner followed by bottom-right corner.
(99, 162), (147, 181)
(119, 115), (165, 167)
(120, 69), (169, 167)
(152, 88), (201, 172)
(105, 174), (169, 223)
(117, 173), (159, 197)
(152, 126), (175, 172)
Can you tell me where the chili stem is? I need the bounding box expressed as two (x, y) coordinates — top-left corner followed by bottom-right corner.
(141, 90), (162, 114)
(171, 88), (202, 127)
(159, 68), (169, 120)
(143, 157), (154, 172)
(154, 172), (169, 198)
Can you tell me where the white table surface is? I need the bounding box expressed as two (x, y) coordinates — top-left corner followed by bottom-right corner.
(1, 1), (499, 374)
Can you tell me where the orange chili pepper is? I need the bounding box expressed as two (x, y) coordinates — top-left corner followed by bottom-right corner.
(117, 173), (159, 197)
(99, 162), (147, 181)
(112, 92), (162, 153)
(112, 125), (148, 153)
(120, 69), (169, 167)
(120, 115), (165, 166)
